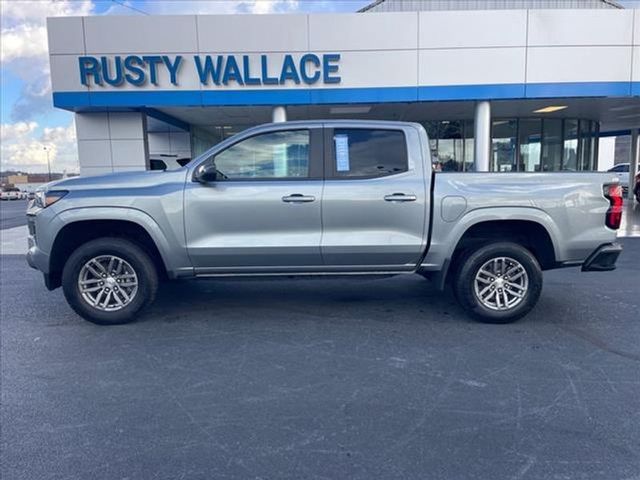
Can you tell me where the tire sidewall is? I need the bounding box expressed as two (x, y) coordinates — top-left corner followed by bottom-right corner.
(454, 242), (542, 324)
(62, 238), (158, 325)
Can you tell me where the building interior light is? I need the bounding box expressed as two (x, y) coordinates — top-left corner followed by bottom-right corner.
(533, 105), (568, 114)
(329, 106), (372, 114)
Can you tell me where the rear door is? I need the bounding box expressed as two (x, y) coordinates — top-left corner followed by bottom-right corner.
(321, 124), (428, 270)
(184, 126), (324, 273)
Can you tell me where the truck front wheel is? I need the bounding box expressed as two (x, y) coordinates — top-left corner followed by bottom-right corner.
(62, 237), (158, 325)
(453, 242), (542, 324)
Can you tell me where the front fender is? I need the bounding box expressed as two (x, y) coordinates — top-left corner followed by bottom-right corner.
(46, 206), (192, 277)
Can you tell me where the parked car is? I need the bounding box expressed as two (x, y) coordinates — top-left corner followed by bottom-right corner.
(27, 121), (622, 325)
(1, 187), (22, 200)
(149, 155), (191, 171)
(607, 163), (639, 195)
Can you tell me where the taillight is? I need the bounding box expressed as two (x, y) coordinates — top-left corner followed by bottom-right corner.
(603, 183), (623, 230)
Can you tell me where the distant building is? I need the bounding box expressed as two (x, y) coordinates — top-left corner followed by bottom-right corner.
(47, 0), (639, 175)
(7, 174), (29, 185)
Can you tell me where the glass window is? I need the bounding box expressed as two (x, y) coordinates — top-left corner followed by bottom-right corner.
(423, 121), (440, 170)
(563, 119), (579, 171)
(214, 130), (309, 179)
(150, 159), (167, 171)
(541, 119), (563, 172)
(610, 164), (629, 172)
(438, 121), (464, 172)
(580, 120), (592, 170)
(492, 120), (517, 172)
(332, 128), (407, 178)
(578, 120), (599, 171)
(518, 119), (541, 172)
(463, 120), (474, 172)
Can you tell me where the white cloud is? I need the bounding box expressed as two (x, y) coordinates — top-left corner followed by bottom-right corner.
(0, 0), (302, 173)
(0, 1), (94, 122)
(0, 121), (38, 142)
(141, 0), (300, 15)
(1, 120), (79, 173)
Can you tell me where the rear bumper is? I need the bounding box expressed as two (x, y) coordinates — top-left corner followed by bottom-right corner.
(581, 242), (622, 272)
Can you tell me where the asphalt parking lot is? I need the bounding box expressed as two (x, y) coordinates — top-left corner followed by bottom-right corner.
(0, 200), (29, 230)
(1, 238), (639, 480)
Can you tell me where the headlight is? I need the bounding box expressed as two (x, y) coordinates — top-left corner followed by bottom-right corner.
(34, 190), (68, 208)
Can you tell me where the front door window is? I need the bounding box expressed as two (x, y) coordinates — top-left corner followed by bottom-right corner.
(214, 130), (310, 179)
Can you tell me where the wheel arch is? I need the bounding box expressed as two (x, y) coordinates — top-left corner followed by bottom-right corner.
(47, 213), (172, 289)
(435, 213), (559, 290)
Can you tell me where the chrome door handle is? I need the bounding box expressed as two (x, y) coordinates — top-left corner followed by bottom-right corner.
(384, 193), (417, 202)
(282, 194), (316, 203)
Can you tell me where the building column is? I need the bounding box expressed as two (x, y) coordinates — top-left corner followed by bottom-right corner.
(75, 112), (149, 176)
(629, 129), (639, 202)
(272, 106), (287, 123)
(474, 101), (491, 172)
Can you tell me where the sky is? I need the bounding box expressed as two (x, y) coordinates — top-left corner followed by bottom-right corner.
(0, 0), (371, 174)
(0, 0), (638, 174)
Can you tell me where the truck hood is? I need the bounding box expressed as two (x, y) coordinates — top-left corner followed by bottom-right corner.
(44, 169), (188, 191)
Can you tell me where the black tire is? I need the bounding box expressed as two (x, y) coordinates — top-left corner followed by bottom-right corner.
(62, 237), (158, 325)
(453, 242), (542, 324)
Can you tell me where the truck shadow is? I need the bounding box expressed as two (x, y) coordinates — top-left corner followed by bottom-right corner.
(145, 274), (467, 325)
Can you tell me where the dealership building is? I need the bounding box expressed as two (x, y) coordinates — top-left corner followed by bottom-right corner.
(47, 0), (639, 189)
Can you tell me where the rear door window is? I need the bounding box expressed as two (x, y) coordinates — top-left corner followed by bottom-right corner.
(329, 128), (408, 179)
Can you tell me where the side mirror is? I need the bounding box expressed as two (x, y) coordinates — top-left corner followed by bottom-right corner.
(194, 162), (219, 183)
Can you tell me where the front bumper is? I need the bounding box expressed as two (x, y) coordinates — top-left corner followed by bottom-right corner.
(581, 242), (622, 272)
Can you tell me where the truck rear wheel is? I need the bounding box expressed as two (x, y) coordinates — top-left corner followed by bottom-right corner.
(453, 242), (542, 324)
(62, 237), (158, 325)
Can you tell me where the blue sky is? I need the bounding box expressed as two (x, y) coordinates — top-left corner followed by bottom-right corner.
(0, 0), (371, 173)
(0, 0), (638, 173)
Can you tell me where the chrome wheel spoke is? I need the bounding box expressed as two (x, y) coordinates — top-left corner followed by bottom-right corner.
(473, 256), (528, 312)
(508, 270), (525, 282)
(478, 284), (493, 298)
(113, 290), (125, 306)
(85, 263), (103, 278)
(78, 255), (138, 312)
(83, 285), (103, 293)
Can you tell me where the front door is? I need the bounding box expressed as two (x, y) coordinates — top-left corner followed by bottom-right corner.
(184, 127), (324, 273)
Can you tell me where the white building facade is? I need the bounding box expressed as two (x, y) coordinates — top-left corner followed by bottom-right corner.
(47, 2), (640, 181)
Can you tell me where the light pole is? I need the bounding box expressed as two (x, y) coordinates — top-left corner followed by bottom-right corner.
(43, 146), (52, 182)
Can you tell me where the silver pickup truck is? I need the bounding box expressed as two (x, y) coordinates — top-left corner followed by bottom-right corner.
(27, 120), (623, 325)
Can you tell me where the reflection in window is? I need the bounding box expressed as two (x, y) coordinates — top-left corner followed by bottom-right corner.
(439, 121), (464, 172)
(518, 119), (541, 172)
(579, 120), (598, 171)
(492, 120), (517, 172)
(464, 120), (474, 172)
(423, 120), (470, 172)
(541, 119), (563, 172)
(563, 119), (578, 171)
(333, 128), (408, 177)
(214, 130), (309, 179)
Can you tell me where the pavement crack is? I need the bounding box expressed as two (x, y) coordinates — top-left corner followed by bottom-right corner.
(559, 325), (640, 363)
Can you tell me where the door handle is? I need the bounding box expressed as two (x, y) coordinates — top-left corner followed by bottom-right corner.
(384, 193), (417, 202)
(282, 194), (316, 203)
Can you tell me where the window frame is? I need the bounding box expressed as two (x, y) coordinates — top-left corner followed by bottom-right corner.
(197, 128), (323, 182)
(323, 127), (410, 180)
